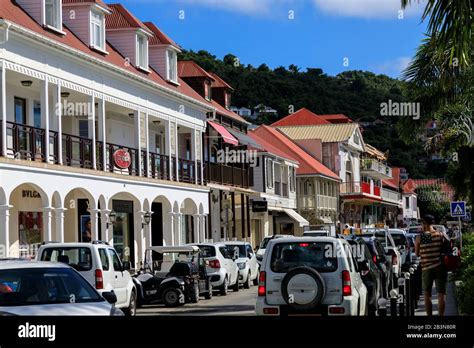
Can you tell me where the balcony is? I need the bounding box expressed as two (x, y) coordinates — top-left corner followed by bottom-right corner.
(317, 195), (338, 210)
(3, 121), (200, 185)
(381, 187), (401, 204)
(204, 162), (250, 188)
(360, 158), (392, 179)
(298, 194), (337, 210)
(340, 181), (381, 197)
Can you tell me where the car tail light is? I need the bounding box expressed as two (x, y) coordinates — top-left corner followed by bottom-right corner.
(373, 255), (377, 264)
(342, 270), (351, 296)
(258, 271), (266, 296)
(95, 269), (103, 290)
(263, 308), (279, 315)
(329, 307), (345, 314)
(392, 253), (398, 266)
(208, 259), (221, 269)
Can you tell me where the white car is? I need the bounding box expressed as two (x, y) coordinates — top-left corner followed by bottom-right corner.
(36, 242), (136, 315)
(388, 229), (411, 265)
(192, 243), (239, 295)
(256, 237), (368, 316)
(0, 260), (123, 316)
(256, 235), (293, 265)
(303, 230), (329, 237)
(225, 241), (259, 288)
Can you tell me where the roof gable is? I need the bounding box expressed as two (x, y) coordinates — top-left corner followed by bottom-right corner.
(271, 108), (331, 127)
(106, 3), (152, 34)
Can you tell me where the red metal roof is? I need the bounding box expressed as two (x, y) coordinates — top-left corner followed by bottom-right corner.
(62, 0), (111, 11)
(383, 167), (400, 189)
(178, 61), (215, 81)
(144, 22), (180, 49)
(247, 131), (296, 163)
(209, 72), (234, 90)
(106, 3), (152, 33)
(1, 0), (207, 106)
(208, 121), (239, 146)
(250, 126), (340, 180)
(402, 179), (417, 194)
(319, 114), (352, 124)
(271, 108), (331, 127)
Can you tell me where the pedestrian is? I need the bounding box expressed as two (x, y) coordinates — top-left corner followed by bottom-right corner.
(415, 214), (448, 316)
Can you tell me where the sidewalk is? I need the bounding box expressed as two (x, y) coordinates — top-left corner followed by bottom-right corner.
(415, 275), (458, 316)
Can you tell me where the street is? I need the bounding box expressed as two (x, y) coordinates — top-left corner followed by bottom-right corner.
(137, 287), (258, 316)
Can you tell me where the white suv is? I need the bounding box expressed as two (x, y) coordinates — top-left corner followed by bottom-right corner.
(256, 237), (368, 316)
(36, 242), (137, 315)
(225, 241), (259, 288)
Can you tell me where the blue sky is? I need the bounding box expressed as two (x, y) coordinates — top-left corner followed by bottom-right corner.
(118, 0), (428, 78)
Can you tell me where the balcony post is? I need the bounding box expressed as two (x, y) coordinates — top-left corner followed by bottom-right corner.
(145, 112), (150, 178)
(134, 110), (142, 177)
(54, 208), (65, 243)
(165, 120), (172, 179)
(175, 122), (179, 182)
(41, 78), (50, 163)
(1, 64), (6, 157)
(89, 95), (96, 170)
(0, 205), (11, 257)
(191, 128), (197, 184)
(54, 81), (63, 165)
(98, 97), (106, 172)
(42, 207), (53, 242)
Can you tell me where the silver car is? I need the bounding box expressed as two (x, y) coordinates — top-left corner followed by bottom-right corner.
(0, 260), (123, 316)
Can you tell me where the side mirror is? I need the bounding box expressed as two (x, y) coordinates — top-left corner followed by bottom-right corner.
(102, 291), (117, 305)
(122, 261), (131, 271)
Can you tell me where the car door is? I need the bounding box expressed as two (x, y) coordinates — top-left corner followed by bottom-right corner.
(107, 248), (128, 306)
(98, 248), (115, 291)
(246, 244), (258, 279)
(345, 244), (366, 314)
(219, 246), (237, 285)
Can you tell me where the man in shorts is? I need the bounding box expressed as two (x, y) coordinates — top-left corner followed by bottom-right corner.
(415, 214), (448, 316)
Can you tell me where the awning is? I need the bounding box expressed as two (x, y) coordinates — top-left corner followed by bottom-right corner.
(208, 121), (239, 146)
(226, 127), (264, 150)
(283, 208), (310, 227)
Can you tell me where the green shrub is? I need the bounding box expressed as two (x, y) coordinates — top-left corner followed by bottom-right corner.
(457, 232), (474, 314)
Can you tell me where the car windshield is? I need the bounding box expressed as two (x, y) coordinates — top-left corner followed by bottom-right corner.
(147, 251), (197, 273)
(227, 245), (246, 258)
(197, 246), (216, 258)
(270, 242), (338, 273)
(39, 247), (92, 271)
(361, 231), (387, 247)
(408, 226), (423, 234)
(390, 233), (406, 247)
(0, 267), (103, 306)
(260, 238), (271, 249)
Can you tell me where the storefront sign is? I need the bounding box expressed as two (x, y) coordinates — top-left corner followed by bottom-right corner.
(252, 200), (268, 213)
(113, 149), (131, 169)
(22, 190), (41, 199)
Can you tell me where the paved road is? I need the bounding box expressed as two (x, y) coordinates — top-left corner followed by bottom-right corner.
(137, 287), (258, 316)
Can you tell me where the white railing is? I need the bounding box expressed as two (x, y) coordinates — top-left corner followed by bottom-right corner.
(298, 195), (315, 209)
(361, 158), (392, 178)
(298, 195), (337, 210)
(317, 195), (338, 210)
(381, 188), (401, 203)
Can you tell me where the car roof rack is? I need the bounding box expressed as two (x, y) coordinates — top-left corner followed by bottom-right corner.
(41, 241), (60, 245)
(92, 240), (109, 245)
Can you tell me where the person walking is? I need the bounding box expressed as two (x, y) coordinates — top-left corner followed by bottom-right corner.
(415, 214), (448, 316)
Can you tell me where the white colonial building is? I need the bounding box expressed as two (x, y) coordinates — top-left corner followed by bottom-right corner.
(0, 0), (213, 266)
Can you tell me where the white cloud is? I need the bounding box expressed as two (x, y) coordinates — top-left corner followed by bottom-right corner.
(177, 0), (296, 15)
(312, 0), (425, 19)
(372, 56), (412, 77)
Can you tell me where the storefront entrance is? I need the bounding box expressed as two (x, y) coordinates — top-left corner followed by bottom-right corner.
(112, 200), (134, 264)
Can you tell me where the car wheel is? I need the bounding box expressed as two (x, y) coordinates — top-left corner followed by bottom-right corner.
(220, 277), (228, 296)
(163, 288), (184, 307)
(232, 274), (240, 292)
(190, 284), (199, 303)
(204, 282), (213, 300)
(123, 290), (137, 316)
(244, 273), (251, 289)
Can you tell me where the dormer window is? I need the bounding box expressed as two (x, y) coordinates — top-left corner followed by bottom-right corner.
(167, 50), (178, 83)
(90, 10), (105, 50)
(204, 81), (211, 101)
(225, 92), (230, 109)
(44, 0), (62, 30)
(136, 34), (149, 70)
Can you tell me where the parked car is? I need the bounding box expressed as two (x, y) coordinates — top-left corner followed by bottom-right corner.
(360, 235), (392, 298)
(0, 260), (123, 316)
(303, 230), (329, 237)
(191, 243), (239, 295)
(406, 225), (424, 235)
(256, 235), (293, 265)
(224, 241), (259, 288)
(388, 229), (411, 265)
(406, 235), (420, 266)
(133, 246), (212, 307)
(256, 237), (368, 316)
(344, 235), (384, 315)
(36, 241), (137, 315)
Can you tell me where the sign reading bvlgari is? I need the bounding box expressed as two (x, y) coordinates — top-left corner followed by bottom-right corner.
(252, 200), (268, 213)
(22, 190), (41, 199)
(113, 149), (131, 169)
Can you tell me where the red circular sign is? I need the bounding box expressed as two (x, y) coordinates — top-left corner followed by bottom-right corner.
(113, 149), (131, 169)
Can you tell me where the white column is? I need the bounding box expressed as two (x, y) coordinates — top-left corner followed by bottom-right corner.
(90, 209), (99, 241)
(145, 112), (150, 177)
(41, 79), (50, 162)
(100, 209), (109, 242)
(135, 110), (142, 177)
(191, 129), (197, 184)
(193, 214), (200, 243)
(98, 97), (106, 171)
(90, 95), (96, 170)
(165, 120), (171, 179)
(43, 207), (53, 242)
(169, 212), (175, 246)
(54, 208), (65, 243)
(0, 205), (11, 258)
(175, 122), (179, 182)
(1, 65), (6, 157)
(176, 213), (182, 245)
(54, 82), (63, 164)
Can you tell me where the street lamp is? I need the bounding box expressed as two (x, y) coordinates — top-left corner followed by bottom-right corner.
(142, 211), (152, 227)
(107, 211), (117, 229)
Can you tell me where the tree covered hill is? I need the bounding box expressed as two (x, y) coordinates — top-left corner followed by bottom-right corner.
(179, 49), (447, 178)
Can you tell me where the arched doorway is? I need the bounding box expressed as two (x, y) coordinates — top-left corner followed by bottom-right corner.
(181, 198), (197, 244)
(151, 195), (172, 246)
(64, 188), (96, 243)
